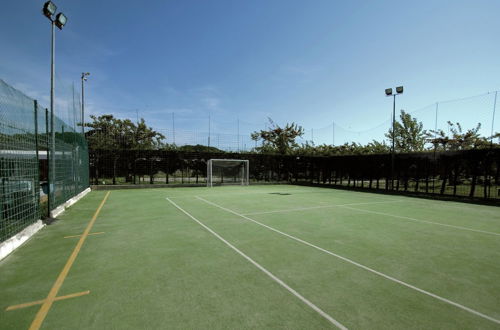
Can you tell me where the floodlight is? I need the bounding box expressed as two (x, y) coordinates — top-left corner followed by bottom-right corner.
(385, 88), (393, 96)
(55, 13), (67, 29)
(43, 1), (57, 18)
(396, 86), (404, 94)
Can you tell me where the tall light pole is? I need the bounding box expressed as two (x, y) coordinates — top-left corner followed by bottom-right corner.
(42, 1), (67, 216)
(385, 86), (404, 190)
(81, 72), (90, 135)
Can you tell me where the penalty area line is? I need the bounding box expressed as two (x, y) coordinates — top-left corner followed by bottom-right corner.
(165, 197), (347, 330)
(196, 196), (500, 326)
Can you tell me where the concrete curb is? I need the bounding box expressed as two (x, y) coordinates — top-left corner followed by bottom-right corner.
(51, 187), (91, 218)
(0, 220), (45, 261)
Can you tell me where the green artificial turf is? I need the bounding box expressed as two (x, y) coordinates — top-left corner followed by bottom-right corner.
(1, 185), (499, 329)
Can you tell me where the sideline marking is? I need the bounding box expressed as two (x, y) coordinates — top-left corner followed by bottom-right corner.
(64, 232), (105, 239)
(6, 291), (90, 311)
(28, 191), (111, 330)
(340, 206), (500, 237)
(196, 196), (500, 326)
(166, 197), (347, 330)
(243, 200), (404, 216)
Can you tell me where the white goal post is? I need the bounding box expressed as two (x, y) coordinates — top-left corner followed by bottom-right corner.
(207, 159), (249, 187)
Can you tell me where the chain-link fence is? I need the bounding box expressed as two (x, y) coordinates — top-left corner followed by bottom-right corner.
(0, 79), (89, 243)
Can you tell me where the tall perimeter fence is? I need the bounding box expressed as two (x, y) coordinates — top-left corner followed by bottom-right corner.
(90, 148), (500, 203)
(0, 79), (89, 243)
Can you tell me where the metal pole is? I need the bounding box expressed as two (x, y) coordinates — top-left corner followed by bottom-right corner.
(34, 101), (41, 216)
(491, 91), (498, 145)
(433, 102), (439, 193)
(237, 118), (240, 152)
(332, 121), (334, 146)
(434, 102), (439, 134)
(391, 94), (396, 190)
(49, 20), (56, 215)
(208, 113), (211, 147)
(81, 74), (85, 135)
(45, 108), (50, 218)
(172, 112), (175, 144)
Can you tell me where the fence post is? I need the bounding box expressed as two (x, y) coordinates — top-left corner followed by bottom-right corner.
(34, 101), (40, 219)
(45, 108), (51, 218)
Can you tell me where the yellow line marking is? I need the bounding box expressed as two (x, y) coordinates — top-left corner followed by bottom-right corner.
(63, 232), (105, 239)
(6, 299), (45, 311)
(28, 192), (110, 330)
(6, 291), (90, 311)
(53, 290), (90, 303)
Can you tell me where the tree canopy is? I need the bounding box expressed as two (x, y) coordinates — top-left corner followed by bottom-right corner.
(251, 118), (304, 155)
(426, 122), (488, 151)
(84, 114), (165, 150)
(83, 113), (498, 156)
(385, 110), (427, 152)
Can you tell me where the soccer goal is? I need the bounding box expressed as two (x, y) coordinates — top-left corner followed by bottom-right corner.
(207, 159), (249, 187)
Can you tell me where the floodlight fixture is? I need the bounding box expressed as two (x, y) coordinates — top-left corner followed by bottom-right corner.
(385, 88), (393, 96)
(43, 1), (57, 18)
(55, 13), (67, 29)
(396, 86), (404, 94)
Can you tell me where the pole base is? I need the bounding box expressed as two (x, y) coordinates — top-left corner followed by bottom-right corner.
(42, 217), (58, 225)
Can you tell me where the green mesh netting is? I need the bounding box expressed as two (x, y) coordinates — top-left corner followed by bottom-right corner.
(0, 79), (89, 243)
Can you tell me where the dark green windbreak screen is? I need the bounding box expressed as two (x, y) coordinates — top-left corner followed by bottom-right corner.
(0, 79), (89, 243)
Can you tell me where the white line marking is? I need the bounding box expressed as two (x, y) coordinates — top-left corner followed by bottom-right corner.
(167, 187), (395, 200)
(243, 200), (405, 216)
(165, 197), (347, 330)
(196, 196), (500, 326)
(340, 206), (500, 237)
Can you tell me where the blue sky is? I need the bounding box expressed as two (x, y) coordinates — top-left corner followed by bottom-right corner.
(1, 0), (499, 147)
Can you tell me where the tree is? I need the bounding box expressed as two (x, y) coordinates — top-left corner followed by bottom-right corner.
(84, 114), (166, 184)
(366, 140), (391, 154)
(251, 118), (304, 154)
(385, 110), (427, 152)
(176, 144), (224, 153)
(426, 121), (488, 151)
(84, 114), (165, 150)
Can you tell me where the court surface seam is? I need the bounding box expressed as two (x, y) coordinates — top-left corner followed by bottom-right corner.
(196, 196), (500, 326)
(165, 197), (347, 330)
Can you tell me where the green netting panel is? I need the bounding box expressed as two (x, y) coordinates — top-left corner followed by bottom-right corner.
(0, 80), (40, 243)
(50, 82), (89, 210)
(0, 79), (89, 243)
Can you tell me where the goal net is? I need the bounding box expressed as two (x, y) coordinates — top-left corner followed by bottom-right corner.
(207, 159), (249, 187)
